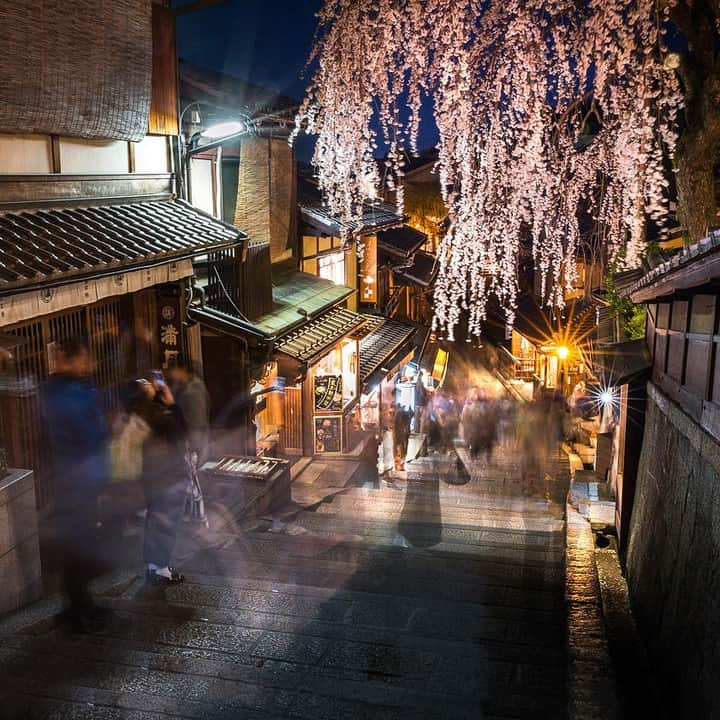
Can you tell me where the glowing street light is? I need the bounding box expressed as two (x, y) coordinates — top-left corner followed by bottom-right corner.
(556, 345), (570, 360)
(200, 120), (248, 140)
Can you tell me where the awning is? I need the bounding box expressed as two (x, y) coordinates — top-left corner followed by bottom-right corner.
(275, 307), (367, 365)
(359, 317), (417, 382)
(188, 271), (355, 343)
(0, 199), (244, 296)
(377, 225), (427, 259)
(588, 339), (652, 386)
(360, 317), (429, 390)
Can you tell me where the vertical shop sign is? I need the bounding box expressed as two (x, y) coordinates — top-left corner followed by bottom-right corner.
(157, 288), (183, 369)
(314, 374), (343, 411)
(359, 235), (378, 304)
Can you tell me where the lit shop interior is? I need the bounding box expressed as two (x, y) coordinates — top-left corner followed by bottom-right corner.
(253, 312), (431, 456)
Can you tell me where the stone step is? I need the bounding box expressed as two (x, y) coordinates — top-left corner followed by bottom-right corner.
(291, 510), (565, 551)
(238, 528), (566, 567)
(344, 485), (565, 512)
(180, 547), (564, 601)
(323, 490), (566, 518)
(314, 502), (564, 533)
(1, 620), (566, 719)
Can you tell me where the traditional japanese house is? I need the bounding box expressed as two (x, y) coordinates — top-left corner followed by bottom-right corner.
(0, 2), (246, 509)
(610, 230), (720, 719)
(298, 177), (404, 313)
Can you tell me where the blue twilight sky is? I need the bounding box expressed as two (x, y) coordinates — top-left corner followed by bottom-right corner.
(172, 0), (439, 155)
(174, 0), (321, 101)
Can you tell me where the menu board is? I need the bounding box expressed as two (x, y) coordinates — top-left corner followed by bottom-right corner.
(314, 374), (343, 411)
(315, 416), (341, 453)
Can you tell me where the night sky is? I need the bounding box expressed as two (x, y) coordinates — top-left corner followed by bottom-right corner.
(172, 0), (439, 156)
(173, 0), (322, 101)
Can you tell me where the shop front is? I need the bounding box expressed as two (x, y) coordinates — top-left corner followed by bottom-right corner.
(0, 199), (244, 507)
(275, 306), (367, 456)
(356, 315), (429, 434)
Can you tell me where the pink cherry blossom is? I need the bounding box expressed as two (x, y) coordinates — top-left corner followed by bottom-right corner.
(293, 0), (681, 339)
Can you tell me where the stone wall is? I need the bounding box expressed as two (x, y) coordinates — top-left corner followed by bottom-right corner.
(626, 382), (720, 718)
(0, 469), (41, 616)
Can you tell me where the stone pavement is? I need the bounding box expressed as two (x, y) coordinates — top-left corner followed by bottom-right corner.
(0, 442), (574, 720)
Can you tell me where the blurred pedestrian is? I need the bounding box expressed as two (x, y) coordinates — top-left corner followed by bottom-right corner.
(413, 370), (428, 433)
(167, 357), (209, 464)
(516, 401), (551, 496)
(461, 388), (482, 458)
(130, 372), (188, 585)
(42, 338), (109, 628)
(393, 403), (413, 471)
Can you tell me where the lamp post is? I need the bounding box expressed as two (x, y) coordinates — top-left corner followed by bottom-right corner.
(178, 102), (253, 203)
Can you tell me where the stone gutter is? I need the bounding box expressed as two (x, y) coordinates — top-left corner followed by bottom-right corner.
(565, 498), (622, 719)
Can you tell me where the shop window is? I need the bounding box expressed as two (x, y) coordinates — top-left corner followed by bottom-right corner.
(318, 251), (346, 286)
(313, 338), (358, 410)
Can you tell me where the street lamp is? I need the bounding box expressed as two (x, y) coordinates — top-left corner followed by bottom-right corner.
(178, 102), (253, 203)
(556, 345), (569, 361)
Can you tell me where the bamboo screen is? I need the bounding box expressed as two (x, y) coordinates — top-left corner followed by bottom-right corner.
(0, 0), (152, 141)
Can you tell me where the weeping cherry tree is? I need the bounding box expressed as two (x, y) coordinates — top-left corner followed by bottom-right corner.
(294, 0), (720, 340)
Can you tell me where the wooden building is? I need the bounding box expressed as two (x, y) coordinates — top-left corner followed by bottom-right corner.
(611, 231), (720, 718)
(0, 1), (252, 509)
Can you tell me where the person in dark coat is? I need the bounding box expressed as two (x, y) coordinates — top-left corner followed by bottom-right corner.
(128, 372), (189, 585)
(168, 357), (210, 464)
(393, 404), (413, 471)
(42, 338), (109, 626)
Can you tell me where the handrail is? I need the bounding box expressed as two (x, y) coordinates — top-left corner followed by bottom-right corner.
(498, 345), (519, 363)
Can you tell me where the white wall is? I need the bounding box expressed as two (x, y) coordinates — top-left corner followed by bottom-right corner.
(0, 134), (53, 173)
(59, 138), (129, 174)
(189, 157), (216, 217)
(133, 135), (170, 173)
(0, 132), (174, 176)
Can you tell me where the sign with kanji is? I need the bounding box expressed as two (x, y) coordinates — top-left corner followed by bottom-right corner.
(157, 287), (184, 369)
(314, 374), (343, 411)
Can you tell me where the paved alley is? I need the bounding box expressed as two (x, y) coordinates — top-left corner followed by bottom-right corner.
(0, 438), (571, 720)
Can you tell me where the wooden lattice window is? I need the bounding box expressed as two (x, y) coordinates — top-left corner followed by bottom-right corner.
(0, 298), (132, 507)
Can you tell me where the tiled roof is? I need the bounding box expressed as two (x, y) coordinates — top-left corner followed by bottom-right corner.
(351, 314), (385, 340)
(275, 307), (367, 364)
(298, 179), (403, 237)
(0, 200), (243, 295)
(629, 230), (720, 299)
(388, 250), (438, 287)
(377, 225), (427, 258)
(359, 317), (417, 382)
(256, 271), (354, 336)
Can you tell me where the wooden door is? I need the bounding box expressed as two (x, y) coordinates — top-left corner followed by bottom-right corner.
(281, 386), (303, 454)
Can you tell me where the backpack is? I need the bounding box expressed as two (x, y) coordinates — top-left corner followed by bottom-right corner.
(109, 412), (151, 483)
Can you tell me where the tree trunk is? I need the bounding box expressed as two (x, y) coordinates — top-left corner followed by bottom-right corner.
(675, 128), (720, 245)
(668, 0), (720, 245)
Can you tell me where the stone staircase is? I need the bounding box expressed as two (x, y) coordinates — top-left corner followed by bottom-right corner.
(1, 448), (571, 720)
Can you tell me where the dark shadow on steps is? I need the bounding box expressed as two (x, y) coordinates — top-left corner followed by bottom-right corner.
(397, 471), (442, 548)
